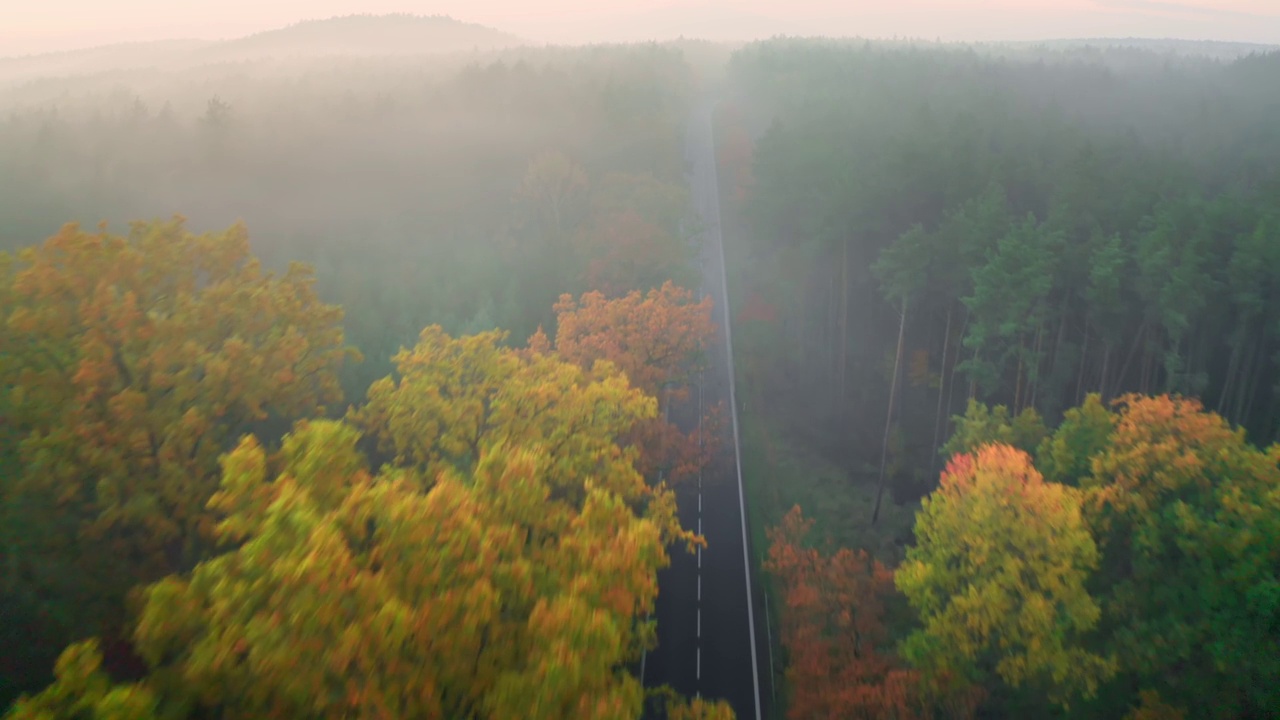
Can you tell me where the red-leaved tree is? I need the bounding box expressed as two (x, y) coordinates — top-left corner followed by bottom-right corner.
(765, 506), (926, 720)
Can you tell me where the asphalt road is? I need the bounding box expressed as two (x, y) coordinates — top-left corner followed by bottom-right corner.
(641, 101), (772, 720)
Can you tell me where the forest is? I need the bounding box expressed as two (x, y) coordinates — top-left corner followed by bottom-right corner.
(2, 16), (1279, 720)
(718, 38), (1280, 719)
(0, 28), (735, 718)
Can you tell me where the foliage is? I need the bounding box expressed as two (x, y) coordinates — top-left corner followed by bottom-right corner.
(1083, 394), (1280, 718)
(727, 38), (1280, 515)
(3, 640), (157, 720)
(552, 281), (714, 400)
(549, 282), (719, 483)
(1122, 690), (1185, 720)
(132, 418), (671, 719)
(896, 444), (1114, 708)
(1034, 393), (1115, 486)
(938, 400), (1047, 461)
(647, 687), (737, 720)
(765, 506), (927, 720)
(349, 325), (694, 551)
(0, 217), (355, 644)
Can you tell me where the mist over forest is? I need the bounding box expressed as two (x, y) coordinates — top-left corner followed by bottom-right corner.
(1, 11), (1278, 720)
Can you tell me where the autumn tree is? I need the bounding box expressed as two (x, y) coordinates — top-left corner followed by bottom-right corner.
(131, 418), (675, 719)
(765, 506), (926, 720)
(548, 282), (718, 483)
(647, 687), (736, 720)
(1083, 394), (1280, 718)
(896, 445), (1114, 709)
(3, 640), (156, 720)
(0, 217), (356, 646)
(552, 281), (714, 401)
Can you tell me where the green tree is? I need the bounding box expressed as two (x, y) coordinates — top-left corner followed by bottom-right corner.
(1035, 393), (1115, 486)
(939, 399), (1048, 461)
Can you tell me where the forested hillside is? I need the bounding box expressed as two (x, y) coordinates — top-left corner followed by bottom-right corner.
(719, 39), (1280, 719)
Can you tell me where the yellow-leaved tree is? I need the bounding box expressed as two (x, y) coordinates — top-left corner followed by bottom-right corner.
(132, 420), (667, 718)
(349, 325), (693, 546)
(896, 444), (1115, 710)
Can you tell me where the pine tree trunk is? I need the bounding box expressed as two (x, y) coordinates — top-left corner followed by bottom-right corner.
(1076, 316), (1091, 406)
(840, 237), (850, 404)
(1029, 321), (1045, 412)
(947, 308), (971, 439)
(873, 299), (908, 526)
(968, 347), (980, 402)
(1238, 338), (1264, 426)
(1099, 341), (1110, 401)
(1218, 333), (1241, 415)
(827, 268), (836, 380)
(1013, 350), (1024, 416)
(1114, 323), (1147, 399)
(931, 304), (954, 475)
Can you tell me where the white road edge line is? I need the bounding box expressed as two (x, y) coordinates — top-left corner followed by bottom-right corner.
(704, 101), (764, 720)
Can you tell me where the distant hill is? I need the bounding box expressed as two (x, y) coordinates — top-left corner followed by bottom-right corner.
(0, 15), (526, 85)
(198, 14), (526, 61)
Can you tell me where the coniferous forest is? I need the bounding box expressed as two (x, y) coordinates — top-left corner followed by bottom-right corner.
(2, 17), (1278, 720)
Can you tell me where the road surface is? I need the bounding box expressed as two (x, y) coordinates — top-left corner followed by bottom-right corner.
(641, 101), (772, 720)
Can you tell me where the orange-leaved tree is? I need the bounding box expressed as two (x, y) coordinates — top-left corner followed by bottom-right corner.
(0, 217), (357, 643)
(548, 282), (719, 483)
(765, 506), (926, 720)
(131, 419), (673, 719)
(896, 444), (1114, 710)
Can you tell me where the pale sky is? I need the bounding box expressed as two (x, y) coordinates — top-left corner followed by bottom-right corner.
(2, 0), (1278, 56)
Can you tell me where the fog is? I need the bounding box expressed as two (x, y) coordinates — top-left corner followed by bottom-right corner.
(3, 5), (1280, 720)
(4, 0), (1280, 55)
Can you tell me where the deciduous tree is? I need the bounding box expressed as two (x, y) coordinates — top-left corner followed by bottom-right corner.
(896, 444), (1114, 708)
(938, 400), (1047, 463)
(1084, 394), (1280, 718)
(549, 283), (719, 484)
(132, 419), (675, 719)
(766, 506), (926, 720)
(350, 324), (695, 547)
(0, 217), (356, 643)
(3, 640), (156, 720)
